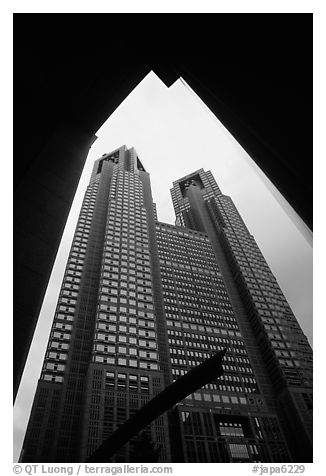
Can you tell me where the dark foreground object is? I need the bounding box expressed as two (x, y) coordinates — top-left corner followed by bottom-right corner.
(86, 349), (227, 462)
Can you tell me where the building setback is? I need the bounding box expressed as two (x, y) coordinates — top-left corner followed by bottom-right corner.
(20, 146), (312, 463)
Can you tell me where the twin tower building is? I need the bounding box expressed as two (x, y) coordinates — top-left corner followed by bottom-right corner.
(21, 146), (312, 463)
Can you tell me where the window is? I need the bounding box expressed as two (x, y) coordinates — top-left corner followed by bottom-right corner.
(228, 444), (249, 460)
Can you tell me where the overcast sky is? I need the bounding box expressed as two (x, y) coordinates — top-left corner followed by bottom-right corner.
(13, 71), (313, 461)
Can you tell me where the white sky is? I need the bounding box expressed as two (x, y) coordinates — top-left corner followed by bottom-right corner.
(13, 71), (313, 461)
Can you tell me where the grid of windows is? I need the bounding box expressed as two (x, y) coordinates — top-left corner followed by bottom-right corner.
(40, 180), (100, 383)
(214, 194), (312, 388)
(156, 223), (259, 400)
(92, 170), (158, 371)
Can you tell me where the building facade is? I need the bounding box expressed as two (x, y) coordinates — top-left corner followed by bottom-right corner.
(20, 146), (312, 463)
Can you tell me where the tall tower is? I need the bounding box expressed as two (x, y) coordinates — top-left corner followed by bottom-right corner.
(170, 169), (313, 462)
(20, 149), (312, 463)
(21, 146), (171, 462)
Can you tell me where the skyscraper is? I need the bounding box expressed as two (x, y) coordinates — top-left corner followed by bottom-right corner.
(20, 146), (312, 463)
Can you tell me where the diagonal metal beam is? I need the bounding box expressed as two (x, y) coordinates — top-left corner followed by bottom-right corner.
(86, 348), (227, 462)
